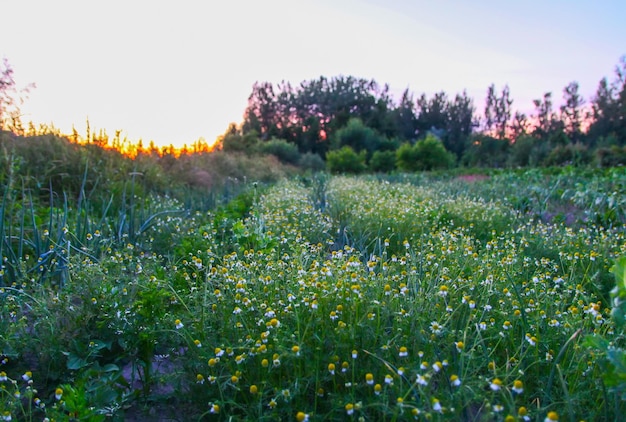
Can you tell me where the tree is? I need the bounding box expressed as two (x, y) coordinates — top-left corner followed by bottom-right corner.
(532, 92), (560, 139)
(242, 82), (279, 140)
(390, 88), (418, 141)
(0, 58), (33, 133)
(588, 56), (626, 146)
(415, 92), (449, 137)
(462, 135), (510, 168)
(560, 81), (584, 143)
(509, 111), (530, 141)
(445, 91), (476, 159)
(331, 117), (384, 157)
(484, 84), (512, 140)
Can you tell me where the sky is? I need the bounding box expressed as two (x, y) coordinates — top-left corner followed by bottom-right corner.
(1, 0), (625, 148)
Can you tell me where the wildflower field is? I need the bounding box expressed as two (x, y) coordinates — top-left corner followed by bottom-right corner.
(1, 169), (626, 421)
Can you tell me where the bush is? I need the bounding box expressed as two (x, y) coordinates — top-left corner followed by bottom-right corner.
(543, 143), (591, 166)
(596, 145), (626, 167)
(461, 135), (510, 168)
(331, 118), (384, 156)
(298, 152), (326, 172)
(326, 146), (366, 174)
(396, 134), (455, 172)
(396, 142), (419, 172)
(221, 131), (260, 153)
(369, 150), (397, 173)
(258, 138), (301, 164)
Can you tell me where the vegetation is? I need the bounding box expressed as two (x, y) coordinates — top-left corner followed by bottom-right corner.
(231, 56), (626, 172)
(1, 55), (626, 420)
(1, 158), (626, 420)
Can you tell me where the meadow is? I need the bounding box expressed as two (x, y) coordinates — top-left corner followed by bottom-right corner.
(1, 168), (626, 421)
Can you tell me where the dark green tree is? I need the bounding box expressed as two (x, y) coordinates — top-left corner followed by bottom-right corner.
(415, 92), (449, 137)
(588, 56), (626, 146)
(462, 135), (510, 168)
(445, 91), (476, 159)
(242, 82), (279, 140)
(331, 117), (384, 157)
(560, 81), (585, 143)
(390, 88), (418, 141)
(484, 84), (512, 140)
(532, 92), (561, 139)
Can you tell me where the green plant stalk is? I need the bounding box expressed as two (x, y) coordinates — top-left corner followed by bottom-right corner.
(545, 328), (582, 404)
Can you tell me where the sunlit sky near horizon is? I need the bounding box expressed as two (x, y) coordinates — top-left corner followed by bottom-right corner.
(2, 0), (625, 148)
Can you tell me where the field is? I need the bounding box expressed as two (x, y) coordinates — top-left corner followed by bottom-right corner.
(1, 169), (626, 421)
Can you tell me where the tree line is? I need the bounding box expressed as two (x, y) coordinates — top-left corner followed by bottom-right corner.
(220, 56), (626, 171)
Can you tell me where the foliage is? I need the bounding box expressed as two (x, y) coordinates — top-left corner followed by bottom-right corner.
(543, 142), (592, 166)
(331, 117), (384, 157)
(220, 130), (260, 153)
(596, 144), (626, 167)
(396, 135), (455, 172)
(462, 135), (510, 168)
(584, 256), (626, 400)
(1, 169), (626, 420)
(326, 146), (367, 174)
(258, 138), (301, 164)
(0, 58), (33, 133)
(369, 150), (397, 173)
(297, 152), (326, 173)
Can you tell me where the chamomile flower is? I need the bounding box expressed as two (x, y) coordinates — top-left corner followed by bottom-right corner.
(345, 403), (354, 415)
(432, 398), (443, 413)
(545, 411), (559, 421)
(490, 378), (503, 391)
(512, 379), (524, 394)
(296, 412), (309, 422)
(174, 319), (184, 329)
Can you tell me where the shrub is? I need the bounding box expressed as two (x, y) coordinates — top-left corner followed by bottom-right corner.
(461, 135), (510, 168)
(396, 134), (455, 172)
(369, 150), (397, 173)
(396, 142), (419, 172)
(596, 145), (626, 167)
(258, 138), (301, 164)
(543, 142), (591, 166)
(331, 118), (384, 156)
(298, 152), (326, 172)
(326, 146), (366, 174)
(221, 131), (260, 153)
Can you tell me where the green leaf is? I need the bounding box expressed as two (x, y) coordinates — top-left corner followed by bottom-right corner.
(582, 334), (610, 350)
(67, 354), (89, 370)
(611, 256), (626, 299)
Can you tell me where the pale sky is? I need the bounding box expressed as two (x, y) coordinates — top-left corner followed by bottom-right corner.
(2, 0), (625, 147)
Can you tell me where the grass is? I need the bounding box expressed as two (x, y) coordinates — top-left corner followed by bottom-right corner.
(1, 168), (625, 421)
